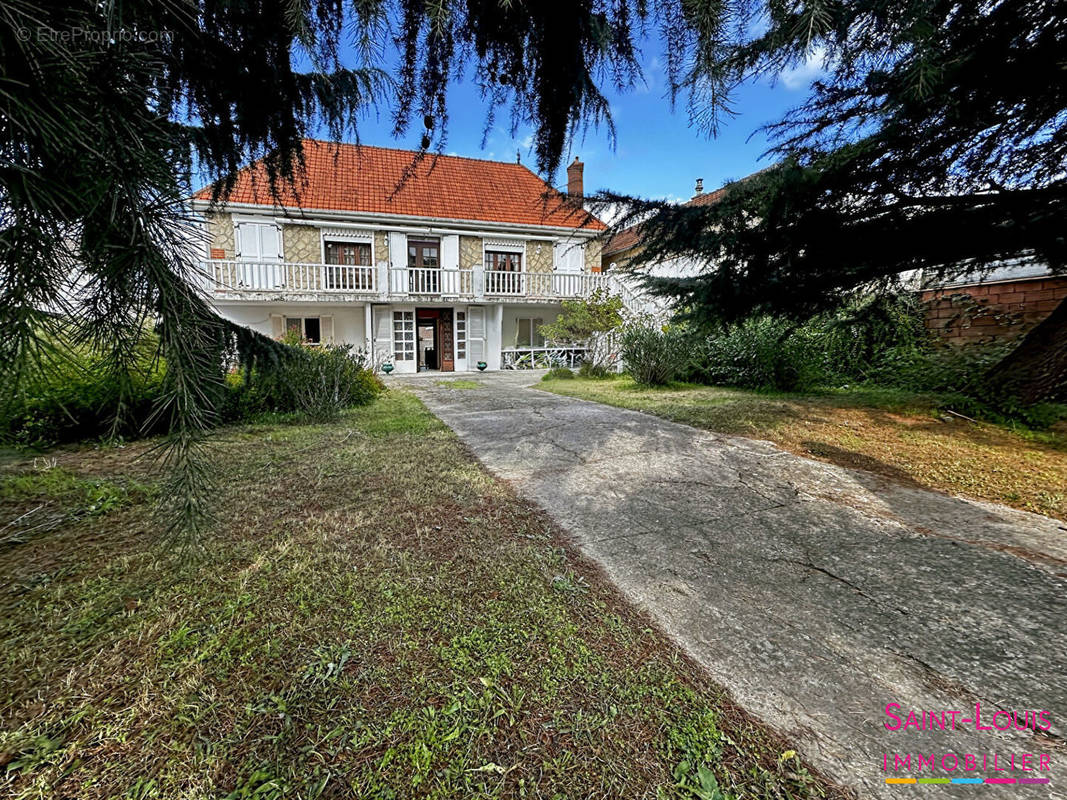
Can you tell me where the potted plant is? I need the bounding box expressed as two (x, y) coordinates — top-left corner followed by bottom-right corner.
(382, 362), (394, 374)
(476, 361), (487, 371)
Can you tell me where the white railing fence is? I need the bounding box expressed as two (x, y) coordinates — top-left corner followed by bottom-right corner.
(203, 260), (377, 293)
(200, 260), (615, 302)
(501, 346), (589, 370)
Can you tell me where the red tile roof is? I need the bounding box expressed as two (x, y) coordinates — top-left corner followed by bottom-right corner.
(193, 140), (605, 231)
(602, 186), (729, 257)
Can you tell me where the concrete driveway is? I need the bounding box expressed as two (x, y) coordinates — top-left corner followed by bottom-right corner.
(400, 372), (1067, 799)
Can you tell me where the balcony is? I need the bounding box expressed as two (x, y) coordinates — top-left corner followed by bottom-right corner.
(197, 260), (611, 303)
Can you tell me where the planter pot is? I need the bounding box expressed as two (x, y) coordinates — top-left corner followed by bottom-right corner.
(382, 363), (394, 375)
(476, 361), (487, 371)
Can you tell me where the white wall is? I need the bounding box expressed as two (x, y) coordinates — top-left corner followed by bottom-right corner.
(215, 302), (368, 347)
(501, 303), (563, 348)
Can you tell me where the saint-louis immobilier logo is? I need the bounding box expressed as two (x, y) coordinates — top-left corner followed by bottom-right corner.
(881, 703), (1053, 787)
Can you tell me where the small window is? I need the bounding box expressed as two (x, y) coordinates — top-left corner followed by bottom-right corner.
(515, 317), (544, 348)
(456, 311), (467, 360)
(285, 316), (321, 344)
(325, 241), (371, 266)
(407, 239), (439, 268)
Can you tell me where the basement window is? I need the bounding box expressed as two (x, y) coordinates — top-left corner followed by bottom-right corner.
(286, 316), (321, 344)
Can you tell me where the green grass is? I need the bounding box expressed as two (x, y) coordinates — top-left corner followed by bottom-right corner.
(540, 376), (1067, 519)
(434, 379), (483, 390)
(0, 390), (842, 800)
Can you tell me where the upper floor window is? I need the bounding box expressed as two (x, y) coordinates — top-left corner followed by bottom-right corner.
(325, 241), (371, 266)
(408, 238), (439, 269)
(485, 251), (522, 272)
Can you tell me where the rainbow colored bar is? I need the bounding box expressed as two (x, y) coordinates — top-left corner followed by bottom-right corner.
(885, 777), (1051, 785)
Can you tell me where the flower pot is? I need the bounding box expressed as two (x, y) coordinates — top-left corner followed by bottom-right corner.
(382, 362), (394, 374)
(476, 361), (487, 371)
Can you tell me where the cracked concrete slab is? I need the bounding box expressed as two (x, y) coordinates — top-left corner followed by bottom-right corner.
(396, 371), (1067, 799)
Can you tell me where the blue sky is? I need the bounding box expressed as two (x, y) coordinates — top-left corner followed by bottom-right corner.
(331, 41), (825, 203)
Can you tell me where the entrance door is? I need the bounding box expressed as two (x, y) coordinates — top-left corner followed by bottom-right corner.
(414, 308), (455, 371)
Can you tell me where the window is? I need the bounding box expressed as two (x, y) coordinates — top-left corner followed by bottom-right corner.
(485, 250), (522, 294)
(455, 311), (466, 360)
(515, 317), (544, 349)
(393, 310), (415, 361)
(324, 240), (372, 290)
(407, 238), (440, 292)
(285, 316), (321, 344)
(325, 241), (371, 266)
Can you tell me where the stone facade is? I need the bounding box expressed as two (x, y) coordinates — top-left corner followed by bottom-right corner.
(584, 239), (602, 273)
(526, 240), (553, 273)
(460, 235), (482, 270)
(206, 212), (235, 259)
(374, 231), (389, 265)
(282, 224), (320, 263)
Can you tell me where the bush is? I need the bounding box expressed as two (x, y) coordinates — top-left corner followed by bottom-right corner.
(221, 344), (381, 423)
(3, 327), (383, 447)
(542, 367), (576, 381)
(578, 361), (614, 379)
(1, 330), (167, 447)
(621, 324), (690, 386)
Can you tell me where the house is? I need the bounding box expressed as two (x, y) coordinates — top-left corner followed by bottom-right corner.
(192, 140), (621, 372)
(602, 176), (1066, 342)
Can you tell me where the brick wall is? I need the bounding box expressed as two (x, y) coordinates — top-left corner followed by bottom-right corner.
(921, 277), (1067, 344)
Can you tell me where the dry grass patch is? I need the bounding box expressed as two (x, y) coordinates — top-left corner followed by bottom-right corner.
(540, 377), (1067, 520)
(0, 391), (847, 800)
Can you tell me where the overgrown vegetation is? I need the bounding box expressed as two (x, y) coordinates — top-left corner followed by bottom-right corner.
(663, 295), (1066, 428)
(540, 289), (624, 373)
(621, 323), (690, 386)
(0, 392), (845, 800)
(2, 328), (381, 448)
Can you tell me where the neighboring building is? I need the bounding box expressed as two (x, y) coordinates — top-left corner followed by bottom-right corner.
(602, 176), (1065, 343)
(919, 261), (1067, 344)
(192, 140), (617, 372)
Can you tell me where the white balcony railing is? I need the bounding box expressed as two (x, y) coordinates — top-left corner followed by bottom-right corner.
(199, 260), (610, 302)
(203, 260), (377, 294)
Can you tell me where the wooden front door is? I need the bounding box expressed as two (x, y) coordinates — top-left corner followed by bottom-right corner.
(439, 311), (454, 371)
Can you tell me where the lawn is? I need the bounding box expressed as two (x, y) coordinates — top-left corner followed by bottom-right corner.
(0, 391), (845, 800)
(540, 376), (1067, 520)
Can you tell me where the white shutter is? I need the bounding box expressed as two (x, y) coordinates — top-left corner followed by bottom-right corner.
(372, 307), (392, 360)
(260, 224), (282, 261)
(270, 314), (284, 339)
(388, 232), (408, 293)
(319, 315), (334, 344)
(468, 306), (486, 363)
(554, 241), (583, 272)
(442, 235), (460, 270)
(236, 222), (282, 261)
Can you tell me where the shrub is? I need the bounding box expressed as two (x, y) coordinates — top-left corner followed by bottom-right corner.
(222, 344), (381, 423)
(540, 289), (624, 372)
(542, 367), (576, 381)
(1, 330), (167, 447)
(578, 361), (614, 379)
(621, 324), (690, 386)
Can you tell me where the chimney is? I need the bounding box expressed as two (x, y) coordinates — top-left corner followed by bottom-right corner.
(694, 177), (704, 197)
(566, 157), (584, 198)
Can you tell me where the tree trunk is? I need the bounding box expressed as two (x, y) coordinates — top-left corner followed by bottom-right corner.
(985, 296), (1067, 404)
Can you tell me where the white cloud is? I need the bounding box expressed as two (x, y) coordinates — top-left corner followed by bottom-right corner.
(778, 46), (829, 90)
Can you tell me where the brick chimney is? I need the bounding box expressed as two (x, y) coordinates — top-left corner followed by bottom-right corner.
(566, 157), (584, 198)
